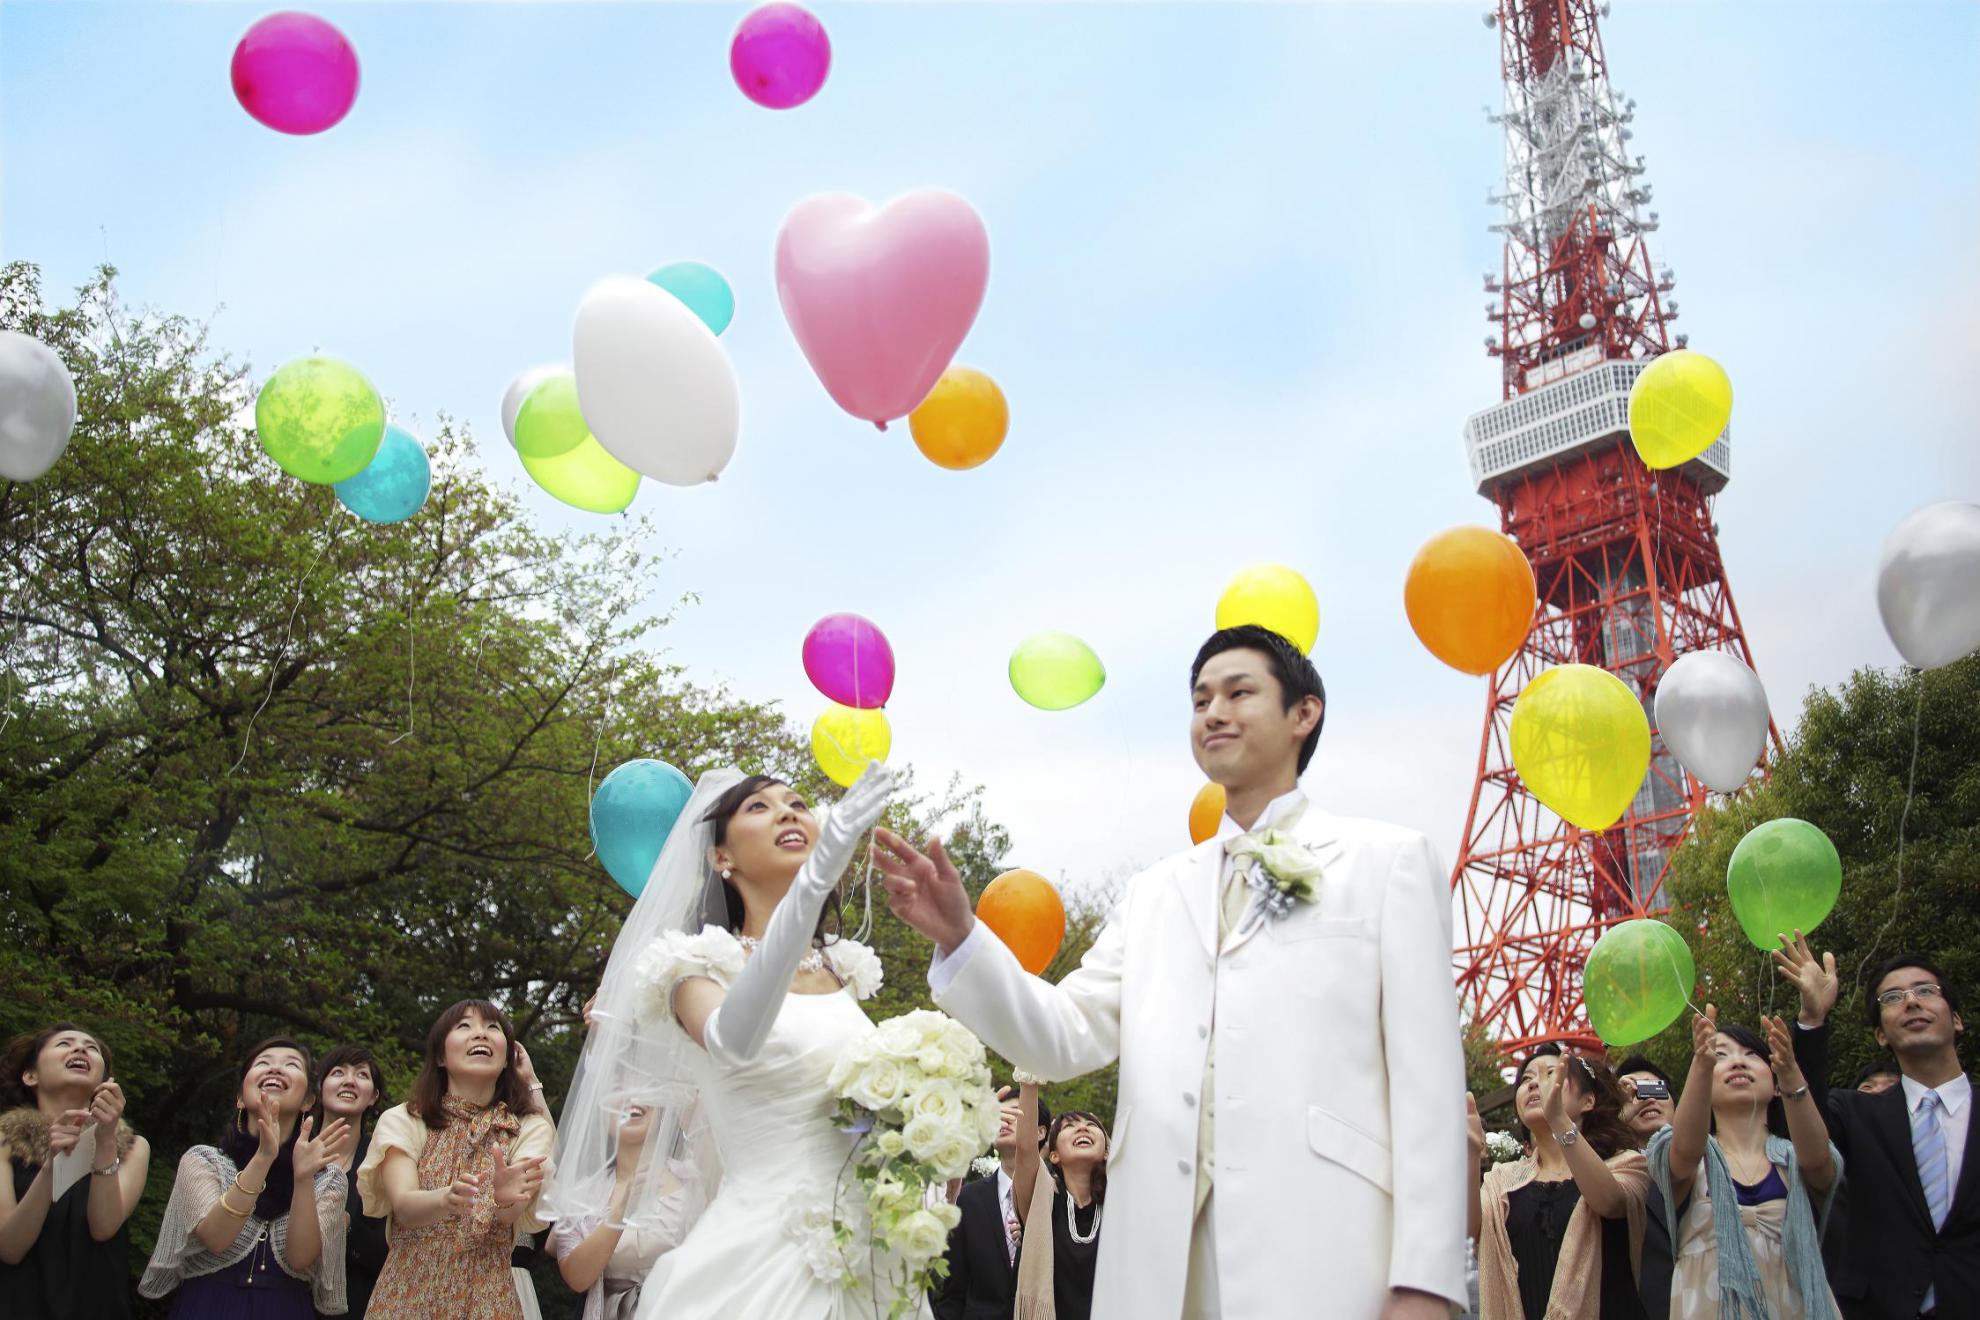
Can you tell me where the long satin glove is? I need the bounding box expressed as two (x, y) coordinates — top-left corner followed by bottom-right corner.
(701, 762), (896, 1068)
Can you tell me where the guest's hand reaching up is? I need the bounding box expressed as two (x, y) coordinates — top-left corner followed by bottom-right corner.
(873, 829), (975, 955)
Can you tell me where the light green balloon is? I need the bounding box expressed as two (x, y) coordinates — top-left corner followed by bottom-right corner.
(1584, 918), (1695, 1046)
(514, 373), (590, 459)
(1726, 818), (1842, 950)
(1009, 631), (1106, 711)
(519, 432), (640, 514)
(255, 356), (385, 485)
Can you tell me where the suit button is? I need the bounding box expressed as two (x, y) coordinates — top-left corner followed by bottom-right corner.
(1183, 1092), (1196, 1107)
(1177, 1159), (1192, 1175)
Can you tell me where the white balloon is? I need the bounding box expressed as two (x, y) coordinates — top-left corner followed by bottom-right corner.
(1877, 501), (1980, 670)
(501, 363), (565, 449)
(0, 329), (78, 482)
(573, 276), (739, 487)
(1653, 650), (1770, 793)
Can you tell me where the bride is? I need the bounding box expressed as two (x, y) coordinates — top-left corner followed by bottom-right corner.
(545, 763), (931, 1320)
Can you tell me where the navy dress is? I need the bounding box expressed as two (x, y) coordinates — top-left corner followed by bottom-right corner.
(0, 1153), (133, 1320)
(168, 1231), (315, 1320)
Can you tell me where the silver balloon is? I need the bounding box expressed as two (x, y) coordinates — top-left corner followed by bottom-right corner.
(1653, 650), (1770, 793)
(0, 329), (78, 481)
(499, 363), (565, 448)
(1877, 501), (1980, 670)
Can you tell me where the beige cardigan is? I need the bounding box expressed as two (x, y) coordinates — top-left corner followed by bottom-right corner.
(1477, 1151), (1650, 1320)
(356, 1102), (557, 1238)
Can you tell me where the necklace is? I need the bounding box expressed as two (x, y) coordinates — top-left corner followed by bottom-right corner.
(1064, 1188), (1102, 1244)
(737, 934), (825, 975)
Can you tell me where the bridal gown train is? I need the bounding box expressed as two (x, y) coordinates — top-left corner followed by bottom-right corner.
(635, 973), (930, 1320)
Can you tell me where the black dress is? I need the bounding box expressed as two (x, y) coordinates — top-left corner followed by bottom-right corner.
(1505, 1178), (1645, 1320)
(1014, 1187), (1099, 1320)
(317, 1130), (389, 1320)
(0, 1154), (133, 1320)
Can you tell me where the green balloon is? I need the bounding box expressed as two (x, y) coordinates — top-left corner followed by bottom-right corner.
(1009, 631), (1105, 711)
(1584, 919), (1695, 1046)
(519, 432), (640, 514)
(255, 356), (385, 485)
(514, 373), (589, 459)
(1726, 817), (1842, 950)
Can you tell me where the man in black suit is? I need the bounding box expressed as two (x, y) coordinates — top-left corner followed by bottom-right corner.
(1777, 937), (1975, 1319)
(932, 1086), (1050, 1320)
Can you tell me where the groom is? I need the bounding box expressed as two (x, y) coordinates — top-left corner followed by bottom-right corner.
(877, 625), (1466, 1319)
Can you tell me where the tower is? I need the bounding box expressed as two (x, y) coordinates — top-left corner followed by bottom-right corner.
(1451, 0), (1766, 1051)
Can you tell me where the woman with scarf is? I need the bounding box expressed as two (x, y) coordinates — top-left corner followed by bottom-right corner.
(1009, 1076), (1105, 1320)
(0, 1023), (150, 1320)
(357, 1001), (554, 1320)
(1472, 1046), (1649, 1320)
(1650, 1007), (1840, 1320)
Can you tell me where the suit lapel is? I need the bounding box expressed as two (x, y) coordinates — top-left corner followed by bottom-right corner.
(1951, 1075), (1980, 1222)
(1169, 840), (1223, 961)
(1874, 1083), (1935, 1231)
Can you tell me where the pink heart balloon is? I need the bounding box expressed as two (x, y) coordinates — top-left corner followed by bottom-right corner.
(775, 191), (990, 428)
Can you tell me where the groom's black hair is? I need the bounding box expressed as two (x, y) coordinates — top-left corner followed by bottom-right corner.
(1189, 625), (1327, 774)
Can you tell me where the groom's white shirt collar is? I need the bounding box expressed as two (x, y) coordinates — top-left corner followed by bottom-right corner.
(1216, 786), (1307, 845)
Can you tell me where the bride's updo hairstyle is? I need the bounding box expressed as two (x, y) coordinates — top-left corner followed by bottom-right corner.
(701, 774), (843, 942)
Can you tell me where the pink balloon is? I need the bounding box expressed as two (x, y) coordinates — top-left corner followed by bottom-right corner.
(803, 613), (895, 710)
(232, 11), (360, 135)
(776, 191), (990, 429)
(731, 3), (831, 110)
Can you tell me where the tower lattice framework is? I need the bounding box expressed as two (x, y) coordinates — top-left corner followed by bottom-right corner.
(1452, 0), (1767, 1052)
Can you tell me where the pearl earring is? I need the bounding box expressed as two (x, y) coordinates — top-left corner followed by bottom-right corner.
(720, 868), (732, 881)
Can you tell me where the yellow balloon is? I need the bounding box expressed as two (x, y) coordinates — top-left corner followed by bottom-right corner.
(1215, 563), (1319, 654)
(811, 702), (892, 788)
(519, 432), (640, 514)
(1628, 350), (1732, 470)
(1509, 665), (1652, 831)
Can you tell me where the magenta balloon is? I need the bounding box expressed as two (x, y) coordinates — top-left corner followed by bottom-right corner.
(231, 12), (360, 135)
(802, 613), (895, 710)
(730, 3), (831, 110)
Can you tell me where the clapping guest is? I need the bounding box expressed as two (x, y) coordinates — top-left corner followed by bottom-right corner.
(1011, 1078), (1103, 1320)
(310, 1045), (389, 1319)
(358, 1001), (554, 1320)
(1473, 1046), (1649, 1320)
(0, 1023), (151, 1320)
(140, 1038), (354, 1318)
(933, 1084), (1050, 1320)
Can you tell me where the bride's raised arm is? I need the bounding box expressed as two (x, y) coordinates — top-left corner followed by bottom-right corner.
(674, 763), (896, 1065)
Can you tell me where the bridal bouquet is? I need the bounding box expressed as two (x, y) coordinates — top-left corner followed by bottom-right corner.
(819, 1009), (1002, 1315)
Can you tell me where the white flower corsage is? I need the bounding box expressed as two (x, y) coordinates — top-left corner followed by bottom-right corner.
(826, 938), (885, 1001)
(1484, 1131), (1525, 1166)
(971, 1154), (1001, 1179)
(1224, 828), (1324, 933)
(633, 925), (746, 1022)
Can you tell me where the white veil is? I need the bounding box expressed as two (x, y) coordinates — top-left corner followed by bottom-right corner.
(540, 768), (743, 1235)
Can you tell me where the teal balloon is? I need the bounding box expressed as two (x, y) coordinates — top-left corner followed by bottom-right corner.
(1584, 919), (1695, 1046)
(334, 424), (430, 524)
(646, 261), (735, 336)
(1726, 818), (1842, 950)
(589, 758), (695, 897)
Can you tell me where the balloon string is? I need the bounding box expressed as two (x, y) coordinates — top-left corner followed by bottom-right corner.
(584, 697), (613, 864)
(0, 485), (43, 739)
(230, 512), (336, 775)
(386, 560), (415, 746)
(1853, 670), (1927, 991)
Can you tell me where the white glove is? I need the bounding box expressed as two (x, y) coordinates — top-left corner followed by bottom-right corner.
(702, 762), (896, 1067)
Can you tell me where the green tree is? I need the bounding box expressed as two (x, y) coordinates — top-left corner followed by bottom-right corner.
(1625, 656), (1980, 1088)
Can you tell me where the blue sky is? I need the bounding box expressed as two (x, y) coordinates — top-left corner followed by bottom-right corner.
(4, 1), (1976, 887)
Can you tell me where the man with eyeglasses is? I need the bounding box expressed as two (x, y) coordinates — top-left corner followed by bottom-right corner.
(1774, 934), (1975, 1319)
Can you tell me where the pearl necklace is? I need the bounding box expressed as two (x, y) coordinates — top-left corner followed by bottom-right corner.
(737, 934), (826, 975)
(1064, 1189), (1102, 1245)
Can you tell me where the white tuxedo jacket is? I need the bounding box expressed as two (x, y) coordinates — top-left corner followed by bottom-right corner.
(931, 808), (1468, 1319)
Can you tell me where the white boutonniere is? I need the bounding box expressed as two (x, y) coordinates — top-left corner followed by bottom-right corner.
(1225, 827), (1324, 933)
(1484, 1131), (1524, 1166)
(971, 1154), (1001, 1179)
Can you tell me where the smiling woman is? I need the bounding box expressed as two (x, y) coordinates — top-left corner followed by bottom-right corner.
(309, 1044), (391, 1320)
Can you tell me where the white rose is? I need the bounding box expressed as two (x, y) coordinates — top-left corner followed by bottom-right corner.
(826, 940), (884, 999)
(973, 1099), (1004, 1146)
(893, 1208), (951, 1259)
(876, 1017), (922, 1059)
(876, 1129), (907, 1158)
(848, 1057), (908, 1112)
(908, 1078), (964, 1125)
(684, 925), (747, 976)
(903, 1113), (947, 1162)
(929, 1134), (975, 1179)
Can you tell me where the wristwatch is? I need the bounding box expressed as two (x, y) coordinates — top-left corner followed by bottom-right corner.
(91, 1155), (123, 1177)
(1556, 1124), (1581, 1148)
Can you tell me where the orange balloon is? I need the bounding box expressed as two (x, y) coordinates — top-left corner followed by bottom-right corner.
(1404, 526), (1537, 676)
(909, 366), (1008, 471)
(1188, 782), (1226, 845)
(977, 869), (1066, 975)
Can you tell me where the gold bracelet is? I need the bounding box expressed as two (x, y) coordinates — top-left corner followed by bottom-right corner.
(233, 1173), (268, 1198)
(218, 1190), (254, 1217)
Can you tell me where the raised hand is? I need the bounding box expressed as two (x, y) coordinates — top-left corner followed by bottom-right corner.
(1541, 1062), (1574, 1135)
(444, 1173), (481, 1218)
(1763, 1015), (1805, 1093)
(1770, 931), (1839, 1025)
(814, 763), (897, 868)
(1465, 1093), (1485, 1165)
(490, 1147), (546, 1209)
(88, 1079), (125, 1139)
(873, 828), (975, 953)
(49, 1109), (90, 1157)
(293, 1115), (353, 1179)
(1691, 1003), (1721, 1066)
(253, 1091), (283, 1164)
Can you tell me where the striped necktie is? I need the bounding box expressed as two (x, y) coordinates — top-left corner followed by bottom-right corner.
(1913, 1090), (1950, 1231)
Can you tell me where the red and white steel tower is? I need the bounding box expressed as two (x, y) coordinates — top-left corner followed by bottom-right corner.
(1452, 0), (1766, 1051)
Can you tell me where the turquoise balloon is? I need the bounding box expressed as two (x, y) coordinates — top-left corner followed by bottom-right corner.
(1584, 918), (1696, 1046)
(647, 261), (735, 336)
(334, 424), (430, 524)
(1726, 818), (1842, 950)
(589, 758), (695, 897)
